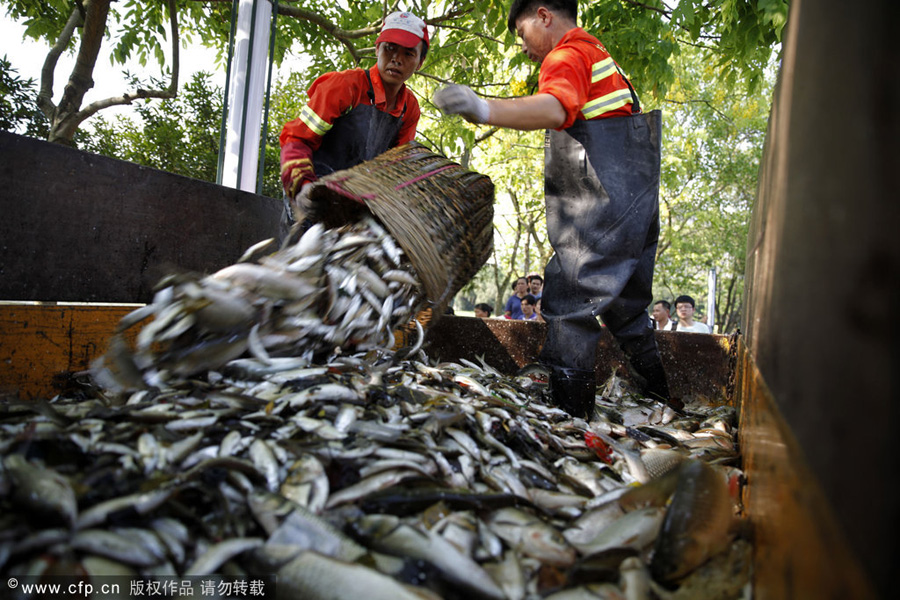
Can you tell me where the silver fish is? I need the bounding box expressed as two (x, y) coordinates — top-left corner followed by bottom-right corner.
(486, 507), (576, 567)
(563, 506), (664, 556)
(71, 529), (162, 567)
(249, 490), (366, 562)
(352, 514), (506, 600)
(4, 455), (77, 527)
(249, 439), (281, 493)
(76, 488), (174, 530)
(185, 537), (264, 576)
(483, 550), (527, 600)
(619, 556), (651, 600)
(275, 551), (432, 600)
(324, 469), (423, 509)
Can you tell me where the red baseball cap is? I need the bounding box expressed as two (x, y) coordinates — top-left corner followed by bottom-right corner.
(376, 11), (429, 50)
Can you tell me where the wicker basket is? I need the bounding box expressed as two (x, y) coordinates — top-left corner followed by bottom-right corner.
(307, 142), (494, 318)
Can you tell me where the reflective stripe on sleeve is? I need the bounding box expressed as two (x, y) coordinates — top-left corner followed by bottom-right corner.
(581, 87), (634, 119)
(299, 104), (332, 137)
(590, 57), (617, 83)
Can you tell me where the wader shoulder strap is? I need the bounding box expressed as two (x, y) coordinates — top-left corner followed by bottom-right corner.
(364, 69), (376, 104)
(364, 69), (407, 118)
(612, 62), (641, 115)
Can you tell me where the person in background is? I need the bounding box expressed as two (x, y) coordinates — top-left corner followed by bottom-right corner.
(652, 299), (675, 330)
(673, 295), (711, 333)
(434, 0), (674, 416)
(474, 303), (494, 318)
(504, 277), (530, 319)
(278, 11), (429, 241)
(535, 297), (546, 323)
(528, 273), (544, 299)
(521, 294), (539, 320)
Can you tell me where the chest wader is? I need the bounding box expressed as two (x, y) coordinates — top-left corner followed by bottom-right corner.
(279, 72), (405, 242)
(539, 110), (676, 418)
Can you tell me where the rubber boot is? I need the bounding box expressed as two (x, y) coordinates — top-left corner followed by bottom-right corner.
(628, 351), (682, 411)
(548, 367), (597, 420)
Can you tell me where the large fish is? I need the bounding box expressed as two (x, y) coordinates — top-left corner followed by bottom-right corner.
(649, 459), (735, 583)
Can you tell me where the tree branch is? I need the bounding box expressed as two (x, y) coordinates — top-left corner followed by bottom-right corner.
(38, 7), (83, 120)
(51, 0), (113, 143)
(276, 5), (380, 40)
(73, 0), (180, 125)
(620, 0), (669, 16)
(275, 4), (471, 47)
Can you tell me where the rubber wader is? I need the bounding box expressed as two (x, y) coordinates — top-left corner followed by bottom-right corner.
(539, 110), (678, 415)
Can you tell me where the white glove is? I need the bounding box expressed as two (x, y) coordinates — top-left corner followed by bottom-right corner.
(433, 85), (490, 124)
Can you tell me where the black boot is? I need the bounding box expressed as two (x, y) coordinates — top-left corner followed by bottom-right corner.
(628, 351), (682, 411)
(548, 367), (597, 420)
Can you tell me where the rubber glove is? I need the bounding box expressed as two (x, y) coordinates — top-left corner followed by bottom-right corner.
(433, 85), (490, 124)
(292, 182), (321, 222)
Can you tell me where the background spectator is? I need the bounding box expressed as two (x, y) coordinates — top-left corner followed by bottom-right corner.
(527, 273), (544, 299)
(652, 300), (675, 330)
(520, 294), (538, 320)
(673, 295), (711, 333)
(504, 277), (529, 319)
(474, 303), (493, 318)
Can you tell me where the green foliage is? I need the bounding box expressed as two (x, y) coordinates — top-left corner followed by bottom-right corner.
(649, 46), (775, 331)
(80, 72), (223, 182)
(0, 55), (48, 137)
(5, 0), (72, 42)
(0, 0), (787, 141)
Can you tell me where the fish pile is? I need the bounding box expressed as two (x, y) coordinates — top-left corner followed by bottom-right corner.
(2, 216), (751, 598)
(1, 348), (752, 599)
(93, 216), (426, 392)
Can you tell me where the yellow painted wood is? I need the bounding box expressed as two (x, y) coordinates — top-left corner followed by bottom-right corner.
(0, 303), (140, 400)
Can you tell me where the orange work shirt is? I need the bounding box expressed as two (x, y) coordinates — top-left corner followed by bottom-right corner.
(279, 66), (420, 196)
(538, 28), (636, 130)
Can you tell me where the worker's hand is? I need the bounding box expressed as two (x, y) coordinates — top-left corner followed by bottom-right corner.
(292, 182), (321, 222)
(433, 85), (490, 124)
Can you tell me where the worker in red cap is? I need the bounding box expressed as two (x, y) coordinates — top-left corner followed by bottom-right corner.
(278, 11), (429, 239)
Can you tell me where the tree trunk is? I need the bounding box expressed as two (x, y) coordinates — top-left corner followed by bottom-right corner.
(47, 0), (112, 145)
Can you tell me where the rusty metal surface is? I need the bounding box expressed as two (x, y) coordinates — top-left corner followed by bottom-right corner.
(736, 338), (875, 600)
(0, 131), (282, 304)
(741, 0), (900, 594)
(425, 316), (732, 403)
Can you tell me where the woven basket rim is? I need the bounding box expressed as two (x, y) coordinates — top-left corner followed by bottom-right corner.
(308, 143), (494, 315)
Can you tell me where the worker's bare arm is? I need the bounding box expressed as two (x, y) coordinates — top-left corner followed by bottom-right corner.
(486, 93), (566, 130)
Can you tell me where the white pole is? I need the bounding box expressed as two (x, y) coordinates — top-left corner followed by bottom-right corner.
(707, 267), (717, 333)
(221, 0), (272, 192)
